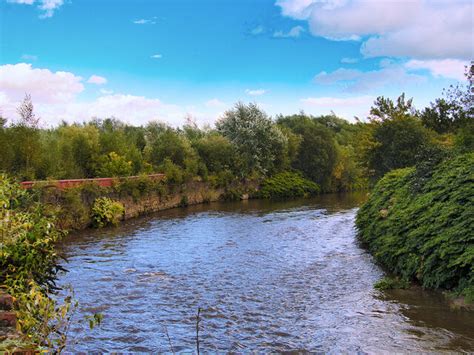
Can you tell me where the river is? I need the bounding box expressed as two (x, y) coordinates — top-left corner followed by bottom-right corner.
(57, 192), (474, 352)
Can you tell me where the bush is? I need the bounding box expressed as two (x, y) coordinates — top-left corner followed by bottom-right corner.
(356, 153), (474, 300)
(0, 174), (76, 350)
(258, 171), (320, 199)
(91, 197), (124, 228)
(374, 276), (410, 290)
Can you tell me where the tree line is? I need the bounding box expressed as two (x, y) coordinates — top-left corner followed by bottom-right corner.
(0, 64), (472, 191)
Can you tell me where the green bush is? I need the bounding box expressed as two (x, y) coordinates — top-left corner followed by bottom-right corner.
(0, 174), (76, 350)
(91, 197), (124, 228)
(258, 171), (320, 199)
(374, 276), (410, 290)
(356, 153), (474, 300)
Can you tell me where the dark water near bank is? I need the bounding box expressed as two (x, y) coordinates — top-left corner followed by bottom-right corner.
(57, 193), (474, 352)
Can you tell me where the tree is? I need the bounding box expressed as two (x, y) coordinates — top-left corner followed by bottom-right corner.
(144, 126), (200, 179)
(361, 95), (432, 179)
(369, 93), (417, 122)
(194, 133), (236, 174)
(216, 102), (287, 177)
(421, 62), (473, 134)
(95, 152), (133, 177)
(277, 114), (337, 190)
(17, 93), (40, 128)
(10, 94), (41, 179)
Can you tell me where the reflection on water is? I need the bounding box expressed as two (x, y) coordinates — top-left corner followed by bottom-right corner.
(56, 192), (474, 352)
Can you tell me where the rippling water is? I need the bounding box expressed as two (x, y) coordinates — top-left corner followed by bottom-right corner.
(57, 193), (474, 352)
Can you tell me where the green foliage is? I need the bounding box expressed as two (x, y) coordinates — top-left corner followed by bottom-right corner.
(361, 96), (433, 179)
(368, 93), (417, 122)
(277, 114), (337, 190)
(422, 63), (473, 134)
(356, 153), (474, 299)
(374, 276), (410, 290)
(95, 151), (133, 177)
(259, 171), (320, 199)
(178, 195), (189, 207)
(0, 174), (79, 350)
(455, 120), (474, 153)
(145, 127), (197, 171)
(159, 158), (184, 185)
(217, 102), (287, 177)
(91, 197), (124, 228)
(194, 134), (236, 174)
(0, 175), (64, 292)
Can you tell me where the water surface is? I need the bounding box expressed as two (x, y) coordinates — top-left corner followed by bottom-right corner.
(57, 193), (474, 352)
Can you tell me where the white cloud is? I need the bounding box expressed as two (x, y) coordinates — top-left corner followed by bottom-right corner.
(205, 98), (226, 108)
(340, 57), (358, 64)
(0, 63), (84, 103)
(7, 0), (35, 4)
(38, 0), (63, 18)
(245, 89), (267, 96)
(77, 94), (174, 124)
(273, 25), (305, 38)
(276, 0), (473, 60)
(405, 59), (468, 81)
(250, 25), (265, 35)
(87, 75), (107, 85)
(133, 18), (156, 25)
(99, 89), (114, 95)
(314, 65), (425, 92)
(300, 95), (375, 121)
(0, 63), (213, 127)
(275, 0), (320, 19)
(20, 54), (38, 61)
(151, 54), (163, 59)
(9, 0), (65, 18)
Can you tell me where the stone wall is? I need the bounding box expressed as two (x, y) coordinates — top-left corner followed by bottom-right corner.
(121, 181), (226, 220)
(50, 179), (259, 231)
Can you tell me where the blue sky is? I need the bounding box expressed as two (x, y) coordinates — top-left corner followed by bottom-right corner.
(0, 0), (472, 126)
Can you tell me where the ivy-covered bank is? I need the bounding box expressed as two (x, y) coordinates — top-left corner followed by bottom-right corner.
(356, 153), (474, 303)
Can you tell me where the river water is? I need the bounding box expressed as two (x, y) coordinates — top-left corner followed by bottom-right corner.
(57, 193), (474, 352)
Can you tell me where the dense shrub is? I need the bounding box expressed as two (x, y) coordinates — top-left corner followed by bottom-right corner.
(258, 171), (320, 199)
(91, 197), (124, 228)
(356, 153), (474, 301)
(0, 174), (76, 349)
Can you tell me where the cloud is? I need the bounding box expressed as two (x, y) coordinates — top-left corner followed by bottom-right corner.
(87, 75), (107, 85)
(340, 57), (358, 64)
(151, 54), (163, 59)
(8, 0), (65, 18)
(245, 89), (267, 96)
(20, 54), (38, 61)
(0, 63), (214, 127)
(133, 18), (157, 25)
(205, 98), (226, 108)
(99, 89), (114, 95)
(275, 0), (319, 19)
(0, 63), (84, 103)
(7, 0), (35, 4)
(273, 25), (305, 38)
(300, 95), (375, 121)
(38, 0), (63, 18)
(405, 59), (468, 81)
(276, 0), (473, 59)
(77, 94), (172, 124)
(250, 25), (265, 35)
(313, 64), (426, 93)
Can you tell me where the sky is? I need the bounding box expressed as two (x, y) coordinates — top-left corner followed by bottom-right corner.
(0, 0), (472, 127)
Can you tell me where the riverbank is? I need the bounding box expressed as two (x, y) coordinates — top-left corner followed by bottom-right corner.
(35, 176), (260, 231)
(356, 152), (474, 305)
